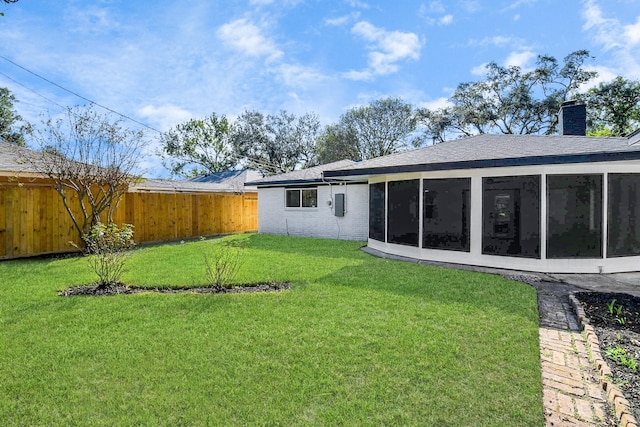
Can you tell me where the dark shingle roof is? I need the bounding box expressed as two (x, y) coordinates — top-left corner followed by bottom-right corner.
(245, 160), (359, 186)
(324, 134), (640, 178)
(189, 170), (262, 185)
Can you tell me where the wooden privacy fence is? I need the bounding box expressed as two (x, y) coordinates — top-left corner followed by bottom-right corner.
(0, 176), (258, 259)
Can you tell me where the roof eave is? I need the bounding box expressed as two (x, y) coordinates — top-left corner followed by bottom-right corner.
(246, 177), (366, 187)
(323, 151), (640, 178)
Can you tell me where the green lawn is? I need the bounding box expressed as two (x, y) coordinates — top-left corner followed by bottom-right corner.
(0, 234), (544, 426)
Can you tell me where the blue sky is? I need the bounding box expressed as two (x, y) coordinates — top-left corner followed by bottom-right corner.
(1, 0), (639, 177)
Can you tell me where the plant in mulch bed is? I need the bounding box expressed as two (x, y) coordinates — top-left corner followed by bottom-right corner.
(575, 292), (640, 422)
(82, 222), (135, 288)
(606, 298), (627, 326)
(605, 345), (638, 372)
(202, 241), (244, 291)
(60, 236), (288, 297)
(58, 222), (136, 296)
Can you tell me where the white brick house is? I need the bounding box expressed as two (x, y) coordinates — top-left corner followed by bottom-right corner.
(321, 103), (640, 274)
(246, 160), (368, 241)
(247, 104), (640, 273)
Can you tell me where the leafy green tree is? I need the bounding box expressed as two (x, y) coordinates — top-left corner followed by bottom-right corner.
(0, 87), (27, 146)
(578, 76), (640, 136)
(231, 110), (320, 176)
(420, 50), (597, 141)
(316, 123), (360, 164)
(160, 113), (237, 177)
(317, 97), (423, 163)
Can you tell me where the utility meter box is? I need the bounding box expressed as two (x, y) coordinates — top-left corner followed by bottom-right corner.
(334, 194), (345, 217)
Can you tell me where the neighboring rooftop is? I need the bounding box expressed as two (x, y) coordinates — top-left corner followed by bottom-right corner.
(189, 169), (262, 184)
(189, 169), (262, 191)
(130, 177), (257, 193)
(245, 160), (359, 186)
(0, 141), (258, 193)
(0, 141), (42, 175)
(324, 134), (640, 179)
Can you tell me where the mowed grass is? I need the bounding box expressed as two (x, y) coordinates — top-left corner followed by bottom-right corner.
(0, 234), (544, 426)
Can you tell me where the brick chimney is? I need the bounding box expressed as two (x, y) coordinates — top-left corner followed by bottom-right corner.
(558, 100), (586, 136)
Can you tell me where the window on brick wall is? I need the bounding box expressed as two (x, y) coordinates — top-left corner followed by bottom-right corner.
(285, 188), (318, 208)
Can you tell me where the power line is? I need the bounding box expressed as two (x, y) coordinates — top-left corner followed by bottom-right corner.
(0, 54), (163, 134)
(0, 70), (69, 112)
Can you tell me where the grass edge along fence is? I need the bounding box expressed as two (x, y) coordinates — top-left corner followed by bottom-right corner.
(0, 176), (258, 259)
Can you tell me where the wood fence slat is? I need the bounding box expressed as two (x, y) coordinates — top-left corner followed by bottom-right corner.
(0, 177), (258, 258)
(0, 187), (5, 257)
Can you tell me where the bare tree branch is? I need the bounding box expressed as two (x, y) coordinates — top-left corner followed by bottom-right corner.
(22, 105), (146, 244)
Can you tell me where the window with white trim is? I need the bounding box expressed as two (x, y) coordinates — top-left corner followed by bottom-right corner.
(285, 188), (318, 208)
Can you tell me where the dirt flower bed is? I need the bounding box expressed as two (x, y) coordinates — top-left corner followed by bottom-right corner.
(575, 292), (640, 422)
(59, 282), (291, 296)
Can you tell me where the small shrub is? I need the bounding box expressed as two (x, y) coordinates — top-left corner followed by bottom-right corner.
(83, 223), (135, 287)
(203, 242), (243, 291)
(607, 299), (617, 315)
(606, 299), (626, 325)
(605, 345), (638, 372)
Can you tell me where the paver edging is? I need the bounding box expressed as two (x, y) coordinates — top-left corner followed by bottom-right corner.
(569, 293), (639, 427)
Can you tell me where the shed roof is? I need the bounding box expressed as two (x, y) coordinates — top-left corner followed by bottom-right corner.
(323, 134), (640, 179)
(129, 178), (257, 193)
(245, 160), (360, 187)
(189, 169), (262, 184)
(189, 169), (262, 191)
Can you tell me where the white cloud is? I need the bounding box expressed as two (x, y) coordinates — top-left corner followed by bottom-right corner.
(216, 19), (283, 62)
(580, 65), (618, 91)
(469, 35), (521, 48)
(470, 52), (536, 77)
(503, 0), (536, 10)
(345, 21), (422, 79)
(325, 13), (360, 27)
(471, 62), (488, 75)
(461, 1), (481, 13)
(275, 64), (329, 88)
(345, 0), (370, 9)
(581, 0), (640, 79)
(418, 96), (451, 111)
(439, 14), (453, 25)
(582, 0), (622, 50)
(624, 17), (640, 46)
(342, 69), (375, 81)
(419, 2), (452, 26)
(504, 50), (536, 68)
(425, 1), (445, 14)
(138, 104), (193, 132)
(64, 5), (119, 34)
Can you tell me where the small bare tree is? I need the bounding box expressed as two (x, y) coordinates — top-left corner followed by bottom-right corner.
(203, 243), (243, 290)
(24, 105), (146, 245)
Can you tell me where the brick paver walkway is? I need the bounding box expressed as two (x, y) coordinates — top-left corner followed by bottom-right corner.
(538, 293), (610, 426)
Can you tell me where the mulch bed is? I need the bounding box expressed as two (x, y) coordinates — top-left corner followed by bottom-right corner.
(59, 282), (291, 296)
(574, 292), (640, 422)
